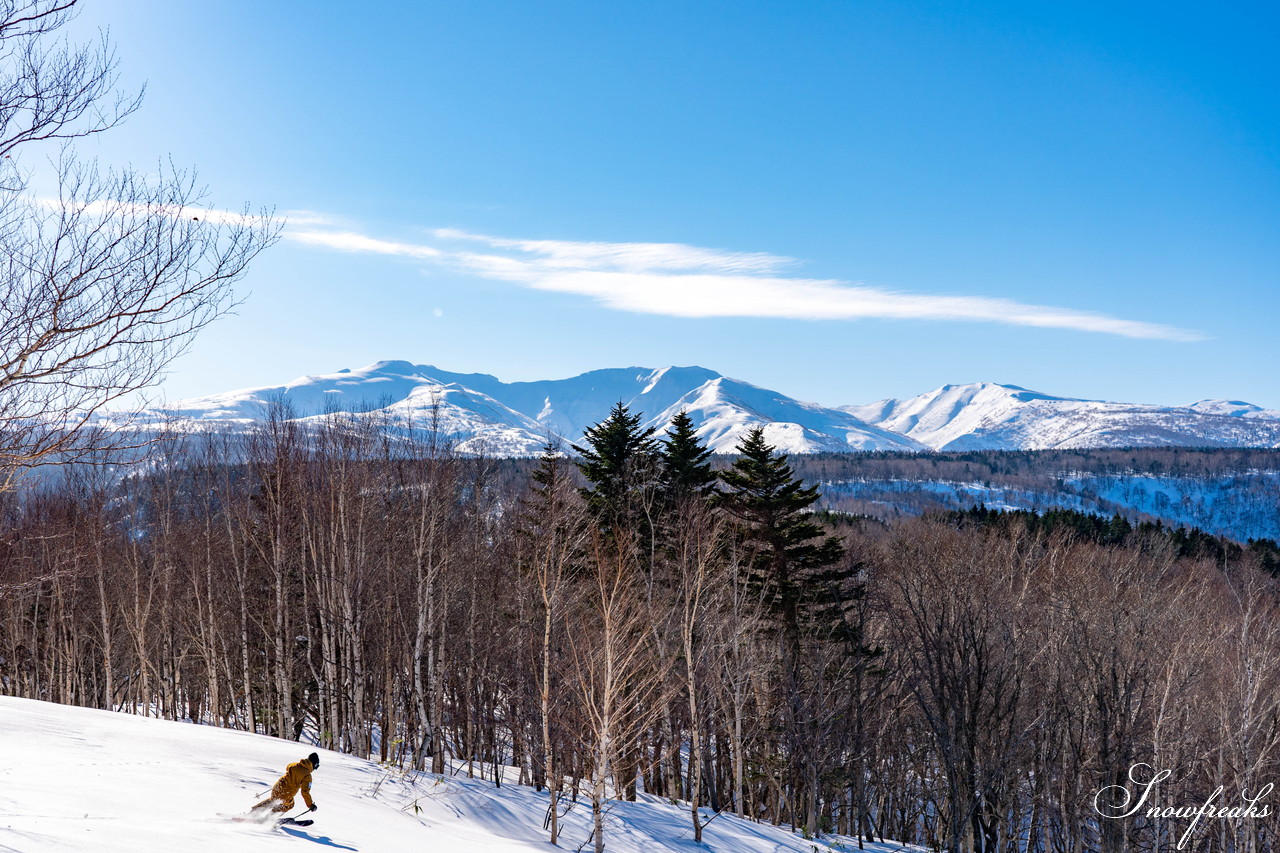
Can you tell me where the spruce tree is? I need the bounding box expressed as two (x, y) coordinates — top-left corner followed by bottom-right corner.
(572, 402), (660, 537)
(520, 442), (582, 545)
(716, 426), (853, 839)
(659, 410), (716, 504)
(716, 426), (846, 629)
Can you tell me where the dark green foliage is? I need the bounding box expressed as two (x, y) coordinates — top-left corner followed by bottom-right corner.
(947, 505), (1135, 546)
(716, 427), (847, 627)
(946, 503), (1280, 574)
(659, 410), (716, 503)
(572, 402), (660, 537)
(529, 441), (571, 499)
(1245, 538), (1280, 576)
(519, 442), (581, 544)
(716, 428), (875, 839)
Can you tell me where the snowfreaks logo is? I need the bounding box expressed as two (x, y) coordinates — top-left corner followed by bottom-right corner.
(1093, 763), (1273, 850)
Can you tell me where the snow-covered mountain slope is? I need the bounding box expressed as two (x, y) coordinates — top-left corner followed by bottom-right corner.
(1188, 399), (1280, 419)
(0, 696), (900, 853)
(656, 375), (920, 453)
(419, 363), (728, 441)
(132, 360), (921, 455)
(125, 365), (1280, 456)
(845, 382), (1280, 451)
(128, 361), (553, 455)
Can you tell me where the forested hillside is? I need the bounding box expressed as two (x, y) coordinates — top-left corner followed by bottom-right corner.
(3, 411), (1279, 853)
(794, 447), (1280, 542)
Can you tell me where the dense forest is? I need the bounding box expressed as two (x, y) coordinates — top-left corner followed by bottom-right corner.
(3, 408), (1280, 853)
(793, 448), (1280, 543)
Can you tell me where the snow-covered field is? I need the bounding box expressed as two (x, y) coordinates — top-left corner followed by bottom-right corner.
(0, 696), (898, 852)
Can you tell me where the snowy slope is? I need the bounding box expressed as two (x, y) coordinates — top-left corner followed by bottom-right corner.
(420, 364), (727, 441)
(125, 360), (920, 455)
(125, 361), (553, 456)
(846, 382), (1280, 451)
(843, 383), (1067, 450)
(0, 696), (901, 853)
(653, 376), (921, 453)
(1187, 399), (1280, 419)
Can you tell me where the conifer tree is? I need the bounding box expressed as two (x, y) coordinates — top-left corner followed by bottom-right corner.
(659, 410), (716, 504)
(521, 442), (581, 543)
(716, 426), (846, 630)
(572, 402), (660, 538)
(716, 426), (851, 838)
(573, 405), (664, 804)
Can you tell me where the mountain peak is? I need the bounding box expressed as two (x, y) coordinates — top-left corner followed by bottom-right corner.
(1186, 399), (1276, 418)
(366, 359), (419, 374)
(851, 383), (1280, 450)
(130, 362), (1280, 455)
(140, 360), (919, 455)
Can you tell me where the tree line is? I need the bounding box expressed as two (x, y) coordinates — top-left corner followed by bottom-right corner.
(796, 447), (1280, 483)
(796, 448), (1280, 548)
(2, 404), (1280, 853)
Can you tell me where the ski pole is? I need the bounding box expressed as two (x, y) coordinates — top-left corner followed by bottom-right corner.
(286, 807), (312, 822)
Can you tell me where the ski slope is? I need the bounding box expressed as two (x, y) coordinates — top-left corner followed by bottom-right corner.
(0, 696), (900, 852)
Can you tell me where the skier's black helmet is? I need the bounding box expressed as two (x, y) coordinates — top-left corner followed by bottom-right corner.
(309, 752), (320, 768)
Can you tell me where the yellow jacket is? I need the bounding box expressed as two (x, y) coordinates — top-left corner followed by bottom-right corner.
(270, 758), (316, 809)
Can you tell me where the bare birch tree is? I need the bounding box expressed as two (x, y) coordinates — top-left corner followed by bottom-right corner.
(568, 530), (671, 853)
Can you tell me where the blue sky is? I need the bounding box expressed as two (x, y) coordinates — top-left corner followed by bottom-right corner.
(59, 0), (1280, 408)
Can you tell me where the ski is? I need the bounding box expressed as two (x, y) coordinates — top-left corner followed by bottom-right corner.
(278, 818), (315, 827)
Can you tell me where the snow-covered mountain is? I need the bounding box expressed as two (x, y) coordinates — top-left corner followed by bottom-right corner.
(1187, 399), (1280, 419)
(128, 365), (1280, 456)
(844, 382), (1280, 451)
(141, 361), (554, 455)
(134, 360), (923, 455)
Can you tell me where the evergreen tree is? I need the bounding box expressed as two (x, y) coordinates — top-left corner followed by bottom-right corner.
(716, 426), (854, 839)
(716, 426), (846, 629)
(659, 410), (716, 504)
(520, 442), (582, 546)
(572, 402), (660, 537)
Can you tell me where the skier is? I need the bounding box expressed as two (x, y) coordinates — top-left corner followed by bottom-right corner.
(252, 752), (320, 820)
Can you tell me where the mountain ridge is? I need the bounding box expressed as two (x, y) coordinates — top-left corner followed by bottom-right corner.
(851, 381), (1280, 451)
(122, 362), (1280, 455)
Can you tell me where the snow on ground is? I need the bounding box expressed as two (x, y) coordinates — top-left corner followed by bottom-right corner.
(821, 473), (1280, 541)
(0, 697), (906, 853)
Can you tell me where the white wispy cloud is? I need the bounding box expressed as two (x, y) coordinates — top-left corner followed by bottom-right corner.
(433, 227), (794, 275)
(282, 222), (1203, 341)
(281, 209), (339, 227)
(287, 229), (443, 260)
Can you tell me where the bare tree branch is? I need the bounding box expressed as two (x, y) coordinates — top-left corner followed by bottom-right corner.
(0, 2), (278, 486)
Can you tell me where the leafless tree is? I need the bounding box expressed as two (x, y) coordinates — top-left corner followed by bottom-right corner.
(7, 406), (1280, 853)
(517, 444), (588, 845)
(568, 529), (671, 853)
(0, 1), (278, 487)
